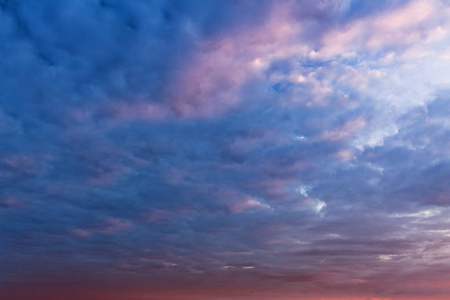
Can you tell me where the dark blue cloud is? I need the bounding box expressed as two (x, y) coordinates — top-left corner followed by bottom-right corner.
(2, 1), (450, 299)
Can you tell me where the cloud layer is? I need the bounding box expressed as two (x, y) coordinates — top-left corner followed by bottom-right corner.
(2, 0), (450, 299)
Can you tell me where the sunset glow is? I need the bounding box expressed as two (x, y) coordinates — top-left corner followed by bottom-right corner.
(2, 0), (450, 299)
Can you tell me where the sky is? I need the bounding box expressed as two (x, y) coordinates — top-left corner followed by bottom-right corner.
(1, 0), (450, 299)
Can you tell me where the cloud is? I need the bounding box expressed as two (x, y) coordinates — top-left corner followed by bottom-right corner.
(2, 1), (450, 299)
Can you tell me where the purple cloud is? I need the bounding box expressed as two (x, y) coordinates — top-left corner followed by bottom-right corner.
(2, 1), (450, 299)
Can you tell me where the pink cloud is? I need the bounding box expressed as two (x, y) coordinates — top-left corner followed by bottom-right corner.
(70, 229), (91, 238)
(332, 149), (356, 161)
(214, 188), (272, 214)
(98, 218), (133, 234)
(229, 196), (272, 213)
(315, 0), (445, 59)
(145, 207), (197, 223)
(247, 178), (299, 202)
(164, 2), (308, 118)
(0, 196), (22, 209)
(319, 117), (367, 142)
(3, 154), (37, 171)
(71, 218), (134, 237)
